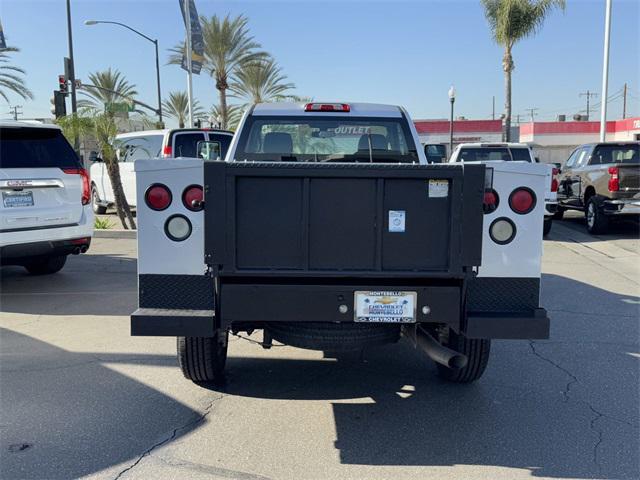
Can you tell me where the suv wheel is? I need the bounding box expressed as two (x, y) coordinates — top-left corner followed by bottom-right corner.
(436, 329), (491, 383)
(177, 332), (228, 382)
(586, 197), (609, 234)
(24, 255), (67, 275)
(92, 185), (107, 215)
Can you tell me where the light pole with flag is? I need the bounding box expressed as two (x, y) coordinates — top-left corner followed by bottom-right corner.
(179, 0), (204, 128)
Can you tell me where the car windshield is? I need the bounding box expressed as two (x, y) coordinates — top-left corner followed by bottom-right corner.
(592, 144), (639, 165)
(0, 127), (81, 169)
(234, 116), (419, 163)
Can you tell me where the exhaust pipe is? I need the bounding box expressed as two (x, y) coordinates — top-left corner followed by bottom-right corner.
(415, 327), (468, 369)
(79, 245), (88, 253)
(72, 247), (81, 255)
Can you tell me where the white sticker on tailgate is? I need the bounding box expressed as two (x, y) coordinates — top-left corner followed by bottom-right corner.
(428, 179), (449, 198)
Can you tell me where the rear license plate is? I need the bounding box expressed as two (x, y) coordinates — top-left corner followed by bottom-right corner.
(354, 291), (417, 323)
(2, 191), (34, 208)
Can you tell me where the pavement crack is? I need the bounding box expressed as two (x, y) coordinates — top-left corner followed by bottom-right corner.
(588, 405), (604, 473)
(529, 341), (578, 402)
(112, 393), (225, 480)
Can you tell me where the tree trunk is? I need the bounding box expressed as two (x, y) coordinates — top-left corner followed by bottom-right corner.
(219, 87), (228, 130)
(105, 159), (136, 230)
(179, 118), (185, 128)
(503, 46), (514, 142)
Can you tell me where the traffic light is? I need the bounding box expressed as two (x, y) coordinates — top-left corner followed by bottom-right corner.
(58, 74), (68, 94)
(50, 91), (67, 118)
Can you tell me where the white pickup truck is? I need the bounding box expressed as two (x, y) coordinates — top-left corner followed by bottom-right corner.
(449, 142), (559, 236)
(131, 102), (550, 385)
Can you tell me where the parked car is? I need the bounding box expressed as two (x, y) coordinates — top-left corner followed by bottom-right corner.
(449, 142), (559, 236)
(556, 142), (639, 233)
(90, 127), (234, 213)
(0, 122), (93, 275)
(131, 102), (550, 386)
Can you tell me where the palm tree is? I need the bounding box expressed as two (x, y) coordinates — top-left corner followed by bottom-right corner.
(168, 14), (265, 129)
(230, 57), (295, 104)
(481, 0), (565, 140)
(79, 68), (138, 112)
(0, 47), (33, 102)
(162, 91), (204, 128)
(211, 103), (244, 131)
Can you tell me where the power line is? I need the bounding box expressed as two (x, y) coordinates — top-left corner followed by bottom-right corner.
(7, 105), (23, 120)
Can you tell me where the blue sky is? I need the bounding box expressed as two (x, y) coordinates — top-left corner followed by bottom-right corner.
(2, 0), (639, 127)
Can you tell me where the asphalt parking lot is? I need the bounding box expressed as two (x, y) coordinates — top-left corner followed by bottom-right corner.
(1, 216), (639, 480)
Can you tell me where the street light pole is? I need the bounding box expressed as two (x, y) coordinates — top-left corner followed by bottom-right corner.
(85, 20), (163, 127)
(66, 0), (77, 116)
(599, 0), (612, 142)
(448, 86), (456, 156)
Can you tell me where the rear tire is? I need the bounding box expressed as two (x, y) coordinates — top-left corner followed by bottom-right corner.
(92, 185), (107, 215)
(436, 329), (491, 383)
(24, 255), (67, 275)
(552, 207), (565, 220)
(266, 322), (401, 351)
(177, 332), (228, 382)
(543, 217), (552, 237)
(586, 197), (609, 234)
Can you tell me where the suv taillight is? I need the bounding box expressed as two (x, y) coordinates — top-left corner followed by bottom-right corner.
(608, 167), (619, 192)
(62, 168), (90, 205)
(162, 145), (173, 157)
(551, 168), (559, 193)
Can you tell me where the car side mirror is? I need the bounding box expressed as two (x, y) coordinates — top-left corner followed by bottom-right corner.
(89, 151), (102, 162)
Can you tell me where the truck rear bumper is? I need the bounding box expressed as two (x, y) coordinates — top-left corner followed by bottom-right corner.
(131, 308), (215, 336)
(603, 199), (640, 216)
(466, 308), (549, 339)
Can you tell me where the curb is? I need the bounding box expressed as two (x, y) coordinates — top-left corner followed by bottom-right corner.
(94, 229), (137, 239)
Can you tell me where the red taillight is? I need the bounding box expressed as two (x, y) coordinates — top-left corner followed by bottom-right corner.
(304, 103), (350, 112)
(182, 185), (203, 211)
(608, 167), (619, 192)
(145, 184), (172, 211)
(509, 187), (536, 214)
(483, 189), (499, 214)
(62, 168), (90, 205)
(551, 168), (559, 193)
(162, 145), (173, 157)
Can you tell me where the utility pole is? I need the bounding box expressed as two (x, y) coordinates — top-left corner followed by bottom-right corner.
(622, 83), (627, 119)
(526, 108), (539, 123)
(515, 114), (520, 124)
(8, 105), (23, 120)
(599, 0), (612, 142)
(579, 90), (598, 119)
(492, 96), (495, 120)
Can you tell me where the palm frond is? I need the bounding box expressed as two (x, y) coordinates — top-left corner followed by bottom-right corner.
(0, 47), (34, 100)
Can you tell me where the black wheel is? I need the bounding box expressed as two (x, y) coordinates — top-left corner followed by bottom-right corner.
(266, 322), (401, 351)
(24, 255), (67, 275)
(586, 197), (609, 234)
(92, 185), (107, 215)
(543, 217), (552, 236)
(177, 332), (228, 382)
(436, 329), (491, 383)
(552, 207), (564, 220)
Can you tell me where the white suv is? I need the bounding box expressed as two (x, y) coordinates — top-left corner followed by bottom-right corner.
(0, 122), (93, 274)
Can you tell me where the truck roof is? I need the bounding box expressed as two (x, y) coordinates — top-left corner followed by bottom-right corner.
(252, 102), (404, 118)
(456, 142), (531, 148)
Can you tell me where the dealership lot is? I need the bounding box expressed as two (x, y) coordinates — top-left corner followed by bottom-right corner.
(1, 219), (638, 480)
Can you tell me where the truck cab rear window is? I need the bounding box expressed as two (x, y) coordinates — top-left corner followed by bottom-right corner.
(458, 148), (511, 162)
(234, 116), (419, 163)
(0, 127), (81, 169)
(591, 144), (639, 165)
